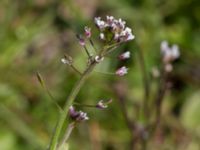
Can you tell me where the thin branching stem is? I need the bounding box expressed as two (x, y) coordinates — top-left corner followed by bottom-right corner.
(70, 64), (82, 75)
(58, 122), (76, 150)
(83, 45), (92, 58)
(48, 60), (97, 150)
(89, 39), (97, 52)
(137, 48), (150, 119)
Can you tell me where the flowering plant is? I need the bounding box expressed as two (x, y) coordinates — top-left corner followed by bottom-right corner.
(48, 16), (134, 150)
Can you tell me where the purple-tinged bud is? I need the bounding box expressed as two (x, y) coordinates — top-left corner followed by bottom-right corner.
(118, 51), (130, 60)
(69, 106), (89, 122)
(76, 34), (85, 46)
(115, 66), (128, 76)
(84, 26), (91, 38)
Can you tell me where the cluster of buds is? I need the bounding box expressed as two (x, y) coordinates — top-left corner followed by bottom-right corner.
(62, 16), (134, 77)
(160, 41), (180, 72)
(95, 16), (135, 43)
(69, 106), (89, 122)
(115, 51), (131, 76)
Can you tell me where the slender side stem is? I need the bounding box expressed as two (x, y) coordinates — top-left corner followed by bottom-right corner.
(83, 45), (92, 58)
(89, 39), (97, 52)
(48, 61), (97, 150)
(155, 70), (167, 127)
(149, 67), (168, 137)
(58, 122), (76, 150)
(70, 64), (82, 75)
(137, 48), (150, 118)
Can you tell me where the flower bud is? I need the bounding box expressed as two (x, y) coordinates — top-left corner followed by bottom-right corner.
(61, 54), (73, 65)
(95, 56), (104, 63)
(96, 99), (112, 109)
(115, 66), (128, 76)
(84, 26), (91, 38)
(118, 51), (130, 60)
(76, 34), (85, 46)
(69, 106), (89, 122)
(160, 41), (180, 63)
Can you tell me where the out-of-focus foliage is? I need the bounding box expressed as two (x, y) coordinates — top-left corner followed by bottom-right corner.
(0, 0), (200, 149)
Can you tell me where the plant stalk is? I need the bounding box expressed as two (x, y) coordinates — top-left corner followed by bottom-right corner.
(48, 61), (97, 150)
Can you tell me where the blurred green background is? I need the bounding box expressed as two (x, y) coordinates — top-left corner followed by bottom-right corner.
(0, 0), (200, 149)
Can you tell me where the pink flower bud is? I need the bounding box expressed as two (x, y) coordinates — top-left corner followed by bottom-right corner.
(84, 26), (91, 38)
(76, 34), (85, 46)
(115, 66), (128, 76)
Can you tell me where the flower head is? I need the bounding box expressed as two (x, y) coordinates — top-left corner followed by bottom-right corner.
(118, 51), (131, 60)
(161, 41), (180, 63)
(69, 106), (89, 122)
(94, 16), (135, 43)
(115, 66), (128, 76)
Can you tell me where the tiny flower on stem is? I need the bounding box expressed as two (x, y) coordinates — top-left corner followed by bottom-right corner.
(118, 51), (131, 60)
(95, 56), (104, 63)
(116, 66), (128, 76)
(76, 34), (85, 46)
(96, 99), (112, 109)
(69, 106), (89, 122)
(61, 54), (73, 65)
(160, 41), (180, 63)
(84, 26), (91, 38)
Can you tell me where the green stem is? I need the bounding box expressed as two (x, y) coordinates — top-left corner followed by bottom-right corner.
(58, 122), (76, 150)
(48, 61), (97, 150)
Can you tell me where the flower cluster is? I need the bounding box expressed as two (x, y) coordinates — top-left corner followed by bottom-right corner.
(69, 106), (89, 122)
(161, 41), (180, 64)
(95, 16), (135, 43)
(160, 41), (180, 72)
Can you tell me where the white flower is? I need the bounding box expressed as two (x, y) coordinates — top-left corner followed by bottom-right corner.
(96, 100), (108, 109)
(119, 51), (131, 60)
(99, 33), (105, 40)
(94, 17), (107, 30)
(61, 58), (68, 64)
(96, 99), (112, 109)
(161, 41), (180, 63)
(120, 27), (135, 41)
(115, 66), (128, 76)
(95, 56), (104, 63)
(106, 16), (114, 25)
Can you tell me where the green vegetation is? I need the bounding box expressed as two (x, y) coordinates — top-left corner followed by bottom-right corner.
(0, 0), (200, 149)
